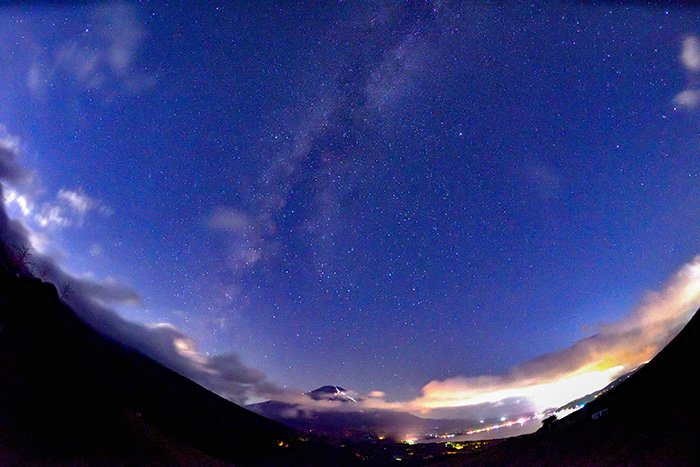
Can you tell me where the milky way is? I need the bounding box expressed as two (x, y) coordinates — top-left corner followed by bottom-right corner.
(1, 2), (699, 416)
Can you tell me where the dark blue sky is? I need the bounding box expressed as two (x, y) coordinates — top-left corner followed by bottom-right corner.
(1, 2), (698, 401)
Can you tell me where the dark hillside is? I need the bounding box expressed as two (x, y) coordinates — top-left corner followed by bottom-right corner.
(440, 309), (700, 466)
(0, 273), (353, 465)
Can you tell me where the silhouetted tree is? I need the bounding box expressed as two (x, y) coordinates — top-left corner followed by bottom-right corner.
(11, 242), (33, 275)
(59, 281), (75, 302)
(34, 262), (52, 280)
(541, 415), (557, 430)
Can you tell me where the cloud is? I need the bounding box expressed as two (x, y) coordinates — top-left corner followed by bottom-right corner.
(254, 387), (401, 416)
(71, 275), (141, 307)
(35, 190), (111, 229)
(58, 189), (96, 215)
(0, 126), (31, 186)
(102, 321), (281, 403)
(208, 207), (274, 273)
(28, 2), (155, 100)
(0, 206), (137, 306)
(272, 257), (697, 421)
(603, 259), (700, 336)
(204, 99), (335, 297)
(673, 34), (700, 110)
(203, 11), (440, 292)
(673, 88), (700, 109)
(59, 188), (113, 217)
(6, 185), (112, 230)
(0, 126), (280, 405)
(201, 6), (458, 301)
(4, 189), (33, 217)
(209, 208), (256, 234)
(1, 129), (111, 230)
(403, 256), (700, 417)
(681, 35), (700, 72)
(34, 204), (72, 229)
(55, 262), (277, 402)
(1, 189), (281, 404)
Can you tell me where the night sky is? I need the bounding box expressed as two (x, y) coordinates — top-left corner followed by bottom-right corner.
(1, 1), (699, 415)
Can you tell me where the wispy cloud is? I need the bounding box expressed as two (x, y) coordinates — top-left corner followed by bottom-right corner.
(2, 125), (111, 234)
(208, 207), (270, 272)
(27, 2), (155, 101)
(0, 125), (32, 186)
(680, 35), (700, 72)
(673, 88), (700, 109)
(34, 204), (73, 229)
(58, 189), (97, 215)
(204, 99), (336, 306)
(673, 34), (700, 110)
(27, 188), (112, 229)
(0, 125), (280, 404)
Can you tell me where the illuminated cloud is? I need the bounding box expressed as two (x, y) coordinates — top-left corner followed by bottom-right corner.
(5, 185), (112, 230)
(58, 189), (96, 215)
(2, 127), (111, 230)
(4, 189), (33, 217)
(1, 183), (280, 404)
(287, 258), (697, 419)
(35, 191), (111, 229)
(405, 256), (700, 415)
(110, 322), (281, 403)
(35, 204), (72, 228)
(0, 125), (281, 405)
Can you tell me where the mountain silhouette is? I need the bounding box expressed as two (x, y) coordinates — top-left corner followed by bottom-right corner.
(0, 274), (355, 465)
(307, 385), (358, 402)
(250, 388), (473, 439)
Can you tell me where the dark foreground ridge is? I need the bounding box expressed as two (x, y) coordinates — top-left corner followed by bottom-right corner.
(437, 308), (700, 466)
(1, 242), (697, 465)
(0, 273), (489, 465)
(0, 274), (356, 465)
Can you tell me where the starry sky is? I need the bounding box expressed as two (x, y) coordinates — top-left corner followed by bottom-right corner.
(1, 1), (699, 413)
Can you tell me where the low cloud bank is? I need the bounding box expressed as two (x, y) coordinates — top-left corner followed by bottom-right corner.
(257, 257), (700, 421)
(404, 257), (700, 418)
(1, 129), (282, 405)
(0, 191), (282, 404)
